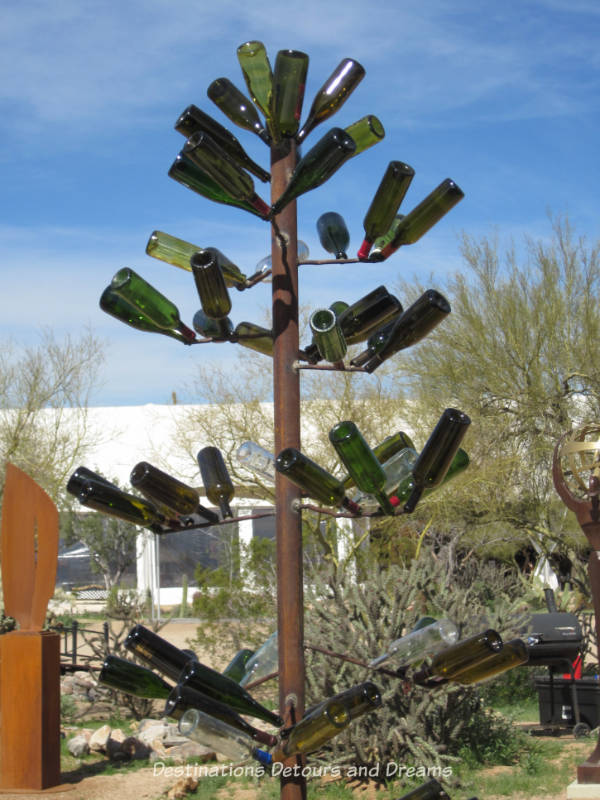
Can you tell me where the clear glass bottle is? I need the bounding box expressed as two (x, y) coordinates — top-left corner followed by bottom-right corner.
(239, 631), (278, 687)
(369, 618), (458, 668)
(179, 707), (273, 765)
(236, 441), (276, 483)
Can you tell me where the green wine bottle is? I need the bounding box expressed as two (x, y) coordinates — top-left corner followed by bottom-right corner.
(207, 78), (272, 145)
(357, 161), (415, 260)
(179, 659), (283, 727)
(271, 682), (381, 761)
(75, 479), (165, 531)
(403, 408), (471, 513)
(451, 639), (528, 685)
(190, 251), (232, 320)
(329, 421), (395, 515)
(234, 321), (274, 357)
(100, 288), (194, 345)
(222, 648), (256, 683)
(236, 41), (273, 124)
(174, 104), (270, 183)
(164, 684), (277, 746)
(99, 655), (173, 699)
(129, 461), (219, 524)
(168, 153), (266, 218)
(351, 289), (451, 373)
(100, 286), (196, 345)
(269, 127), (356, 218)
(109, 268), (195, 344)
(145, 231), (248, 289)
(193, 309), (234, 341)
(309, 307), (347, 364)
(413, 629), (503, 685)
(296, 58), (365, 144)
(371, 179), (464, 261)
(275, 447), (360, 513)
(304, 285), (403, 364)
(317, 211), (350, 259)
(395, 779), (451, 800)
(391, 448), (469, 506)
(341, 431), (416, 491)
(183, 133), (270, 218)
(344, 115), (385, 156)
(197, 446), (235, 519)
(179, 707), (274, 765)
(271, 49), (309, 139)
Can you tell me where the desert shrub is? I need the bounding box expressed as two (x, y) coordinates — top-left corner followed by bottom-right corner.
(303, 545), (532, 783)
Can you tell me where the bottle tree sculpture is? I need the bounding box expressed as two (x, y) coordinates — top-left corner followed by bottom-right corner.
(82, 42), (478, 800)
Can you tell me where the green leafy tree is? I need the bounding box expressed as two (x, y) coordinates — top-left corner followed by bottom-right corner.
(0, 328), (104, 503)
(398, 216), (600, 564)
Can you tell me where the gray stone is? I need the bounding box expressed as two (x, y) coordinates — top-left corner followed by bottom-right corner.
(67, 735), (90, 757)
(89, 724), (111, 752)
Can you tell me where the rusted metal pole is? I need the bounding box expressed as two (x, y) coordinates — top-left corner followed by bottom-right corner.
(271, 139), (306, 800)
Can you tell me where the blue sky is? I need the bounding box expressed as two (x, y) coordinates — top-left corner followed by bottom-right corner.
(1, 0), (599, 406)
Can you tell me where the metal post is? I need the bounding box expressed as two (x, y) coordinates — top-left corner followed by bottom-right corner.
(71, 619), (78, 666)
(271, 139), (306, 800)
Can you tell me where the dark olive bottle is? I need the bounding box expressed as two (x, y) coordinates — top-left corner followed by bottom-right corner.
(234, 321), (274, 357)
(197, 446), (235, 519)
(269, 127), (356, 218)
(271, 682), (381, 761)
(329, 421), (395, 515)
(193, 309), (234, 341)
(164, 684), (277, 746)
(344, 115), (385, 156)
(403, 408), (471, 513)
(317, 211), (350, 259)
(190, 251), (232, 320)
(369, 214), (404, 260)
(351, 289), (451, 373)
(309, 308), (347, 364)
(271, 49), (309, 139)
(371, 179), (465, 261)
(391, 448), (470, 506)
(275, 447), (360, 513)
(145, 231), (248, 290)
(183, 133), (270, 218)
(168, 153), (266, 219)
(67, 466), (119, 495)
(341, 431), (416, 490)
(452, 639), (528, 685)
(394, 779), (451, 800)
(174, 104), (270, 183)
(222, 648), (256, 683)
(296, 58), (365, 144)
(357, 161), (415, 260)
(179, 659), (283, 727)
(413, 629), (503, 685)
(236, 41), (274, 129)
(207, 78), (271, 145)
(129, 461), (219, 524)
(99, 655), (172, 700)
(303, 285), (403, 364)
(124, 624), (197, 681)
(75, 480), (165, 531)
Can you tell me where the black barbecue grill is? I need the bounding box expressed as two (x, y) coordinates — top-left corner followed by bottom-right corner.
(523, 590), (593, 736)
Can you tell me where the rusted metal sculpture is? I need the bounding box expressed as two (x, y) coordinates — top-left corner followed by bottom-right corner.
(0, 463), (62, 791)
(553, 427), (600, 784)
